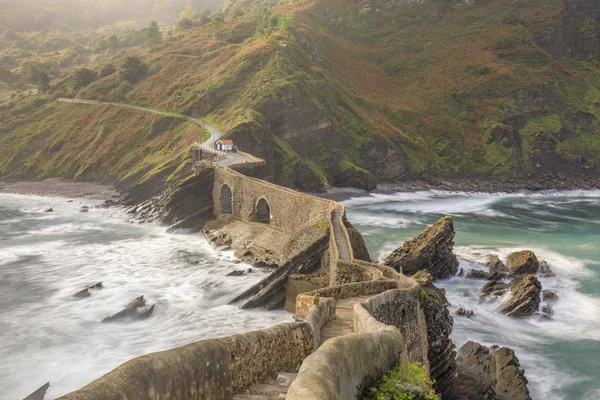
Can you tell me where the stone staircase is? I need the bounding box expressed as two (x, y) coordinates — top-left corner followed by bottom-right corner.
(233, 372), (297, 399)
(319, 294), (373, 346)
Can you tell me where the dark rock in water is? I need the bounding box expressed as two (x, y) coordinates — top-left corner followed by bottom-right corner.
(538, 261), (556, 278)
(453, 341), (531, 400)
(102, 296), (147, 323)
(454, 341), (496, 399)
(456, 308), (474, 318)
(539, 313), (553, 321)
(541, 304), (554, 316)
(486, 269), (508, 281)
(79, 206), (89, 212)
(23, 382), (50, 400)
(87, 282), (103, 289)
(457, 268), (464, 277)
(44, 208), (53, 212)
(73, 288), (90, 298)
(419, 283), (457, 398)
(67, 200), (74, 203)
(247, 268), (253, 273)
(506, 250), (540, 275)
(466, 269), (489, 279)
(542, 289), (558, 303)
(500, 274), (542, 317)
(492, 347), (531, 400)
(136, 304), (155, 320)
(486, 254), (507, 273)
(343, 214), (371, 262)
(481, 280), (509, 297)
(227, 270), (245, 276)
(384, 216), (459, 280)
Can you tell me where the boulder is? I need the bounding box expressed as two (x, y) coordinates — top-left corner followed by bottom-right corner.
(542, 289), (558, 303)
(79, 206), (89, 213)
(384, 216), (459, 280)
(500, 274), (542, 317)
(102, 296), (155, 323)
(541, 304), (554, 317)
(226, 269), (245, 276)
(506, 251), (539, 275)
(454, 342), (531, 400)
(538, 261), (555, 278)
(466, 269), (489, 279)
(481, 280), (509, 297)
(486, 254), (507, 272)
(44, 208), (53, 212)
(456, 308), (474, 318)
(492, 347), (531, 400)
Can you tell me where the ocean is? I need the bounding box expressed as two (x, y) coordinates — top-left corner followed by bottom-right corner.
(0, 194), (291, 399)
(343, 189), (600, 400)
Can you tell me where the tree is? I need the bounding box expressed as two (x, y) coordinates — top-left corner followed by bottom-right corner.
(179, 6), (198, 21)
(99, 63), (116, 78)
(119, 56), (148, 84)
(71, 68), (97, 90)
(0, 66), (13, 82)
(144, 21), (162, 49)
(23, 62), (50, 89)
(106, 35), (119, 55)
(211, 17), (223, 39)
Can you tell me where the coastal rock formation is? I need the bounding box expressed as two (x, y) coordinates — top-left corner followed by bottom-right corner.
(384, 216), (458, 280)
(486, 255), (507, 273)
(538, 261), (556, 278)
(542, 289), (558, 303)
(500, 274), (542, 317)
(454, 342), (531, 400)
(418, 284), (457, 398)
(506, 251), (540, 275)
(456, 308), (474, 318)
(343, 215), (371, 262)
(481, 280), (509, 297)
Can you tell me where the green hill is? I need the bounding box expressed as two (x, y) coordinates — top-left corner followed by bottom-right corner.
(1, 0), (599, 193)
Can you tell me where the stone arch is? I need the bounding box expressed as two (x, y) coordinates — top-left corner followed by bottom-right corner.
(255, 197), (271, 224)
(220, 184), (233, 214)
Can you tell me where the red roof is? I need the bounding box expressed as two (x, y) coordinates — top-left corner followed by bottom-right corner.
(219, 140), (234, 145)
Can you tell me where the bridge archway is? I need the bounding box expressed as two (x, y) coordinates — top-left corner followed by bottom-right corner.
(255, 198), (271, 224)
(220, 184), (233, 214)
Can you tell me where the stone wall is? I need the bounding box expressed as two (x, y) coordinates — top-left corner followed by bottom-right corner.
(288, 286), (429, 400)
(60, 302), (335, 400)
(213, 167), (332, 234)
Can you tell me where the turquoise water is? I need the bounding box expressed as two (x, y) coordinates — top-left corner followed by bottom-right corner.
(344, 190), (600, 400)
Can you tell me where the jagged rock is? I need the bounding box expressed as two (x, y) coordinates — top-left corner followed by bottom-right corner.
(538, 261), (556, 277)
(454, 341), (496, 399)
(500, 274), (542, 317)
(87, 282), (103, 289)
(454, 342), (531, 400)
(102, 296), (155, 323)
(79, 206), (89, 212)
(466, 269), (489, 279)
(23, 382), (50, 400)
(44, 208), (53, 212)
(227, 270), (245, 276)
(486, 254), (507, 273)
(73, 288), (90, 298)
(457, 268), (464, 276)
(419, 283), (457, 398)
(492, 347), (531, 400)
(539, 313), (553, 321)
(541, 304), (554, 316)
(384, 216), (459, 280)
(456, 308), (474, 318)
(506, 251), (539, 275)
(343, 215), (371, 262)
(481, 280), (509, 297)
(542, 289), (558, 303)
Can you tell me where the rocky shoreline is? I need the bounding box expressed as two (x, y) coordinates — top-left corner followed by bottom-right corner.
(0, 179), (119, 201)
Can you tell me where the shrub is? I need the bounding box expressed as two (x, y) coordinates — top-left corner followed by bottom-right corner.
(99, 63), (116, 78)
(384, 60), (403, 76)
(119, 56), (148, 83)
(365, 362), (439, 400)
(71, 67), (97, 90)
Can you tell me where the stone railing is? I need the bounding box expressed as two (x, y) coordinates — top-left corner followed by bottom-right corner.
(58, 98), (100, 105)
(59, 301), (335, 400)
(288, 285), (426, 400)
(193, 142), (227, 160)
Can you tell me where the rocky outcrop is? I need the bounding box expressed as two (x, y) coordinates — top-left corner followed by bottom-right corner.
(486, 255), (507, 273)
(500, 274), (542, 317)
(454, 341), (531, 400)
(506, 251), (539, 275)
(542, 289), (558, 303)
(418, 284), (456, 398)
(481, 280), (509, 297)
(538, 261), (555, 277)
(384, 216), (458, 280)
(343, 214), (371, 262)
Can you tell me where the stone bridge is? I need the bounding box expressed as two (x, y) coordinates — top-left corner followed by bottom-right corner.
(58, 166), (454, 400)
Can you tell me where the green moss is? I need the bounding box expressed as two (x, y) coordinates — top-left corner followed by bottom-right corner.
(364, 362), (438, 400)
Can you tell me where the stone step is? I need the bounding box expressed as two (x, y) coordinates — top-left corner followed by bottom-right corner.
(233, 372), (297, 399)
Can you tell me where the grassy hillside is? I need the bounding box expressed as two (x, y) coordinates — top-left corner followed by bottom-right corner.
(1, 0), (599, 193)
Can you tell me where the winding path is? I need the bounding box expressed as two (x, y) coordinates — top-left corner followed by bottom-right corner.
(332, 208), (351, 261)
(57, 98), (254, 166)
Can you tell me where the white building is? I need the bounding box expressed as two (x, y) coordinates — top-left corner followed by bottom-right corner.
(217, 139), (234, 152)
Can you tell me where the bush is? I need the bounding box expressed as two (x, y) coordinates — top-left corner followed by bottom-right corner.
(99, 63), (116, 78)
(384, 60), (403, 75)
(364, 362), (439, 400)
(71, 67), (97, 90)
(119, 56), (148, 83)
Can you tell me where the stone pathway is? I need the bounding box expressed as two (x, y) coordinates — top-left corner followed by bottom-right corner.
(332, 208), (351, 261)
(233, 373), (297, 399)
(319, 294), (373, 346)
